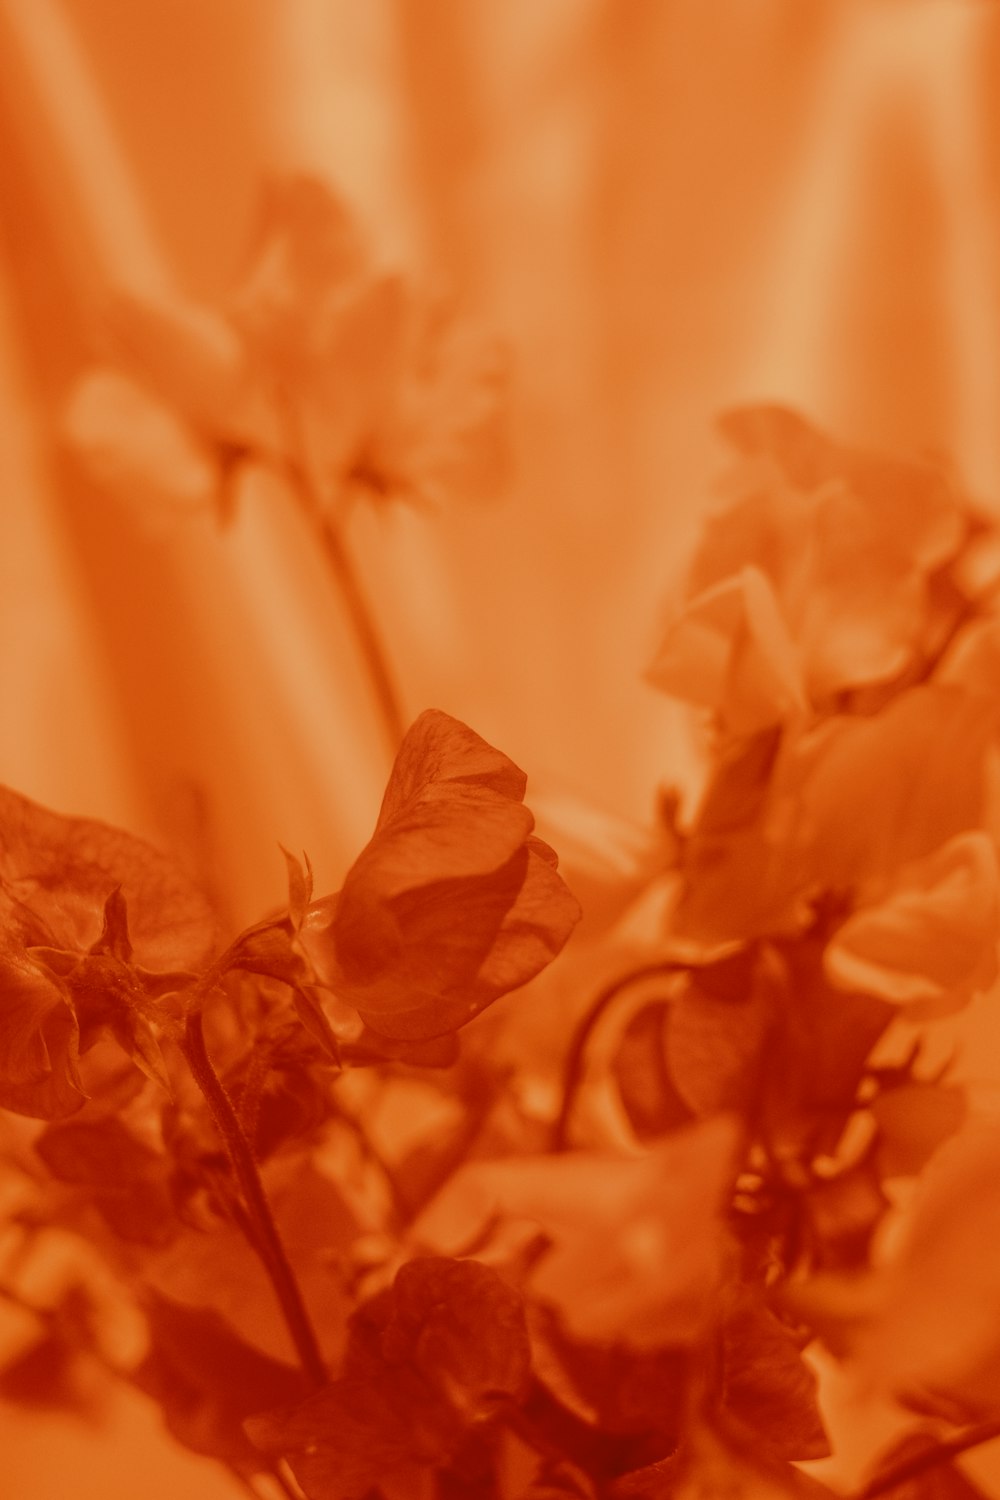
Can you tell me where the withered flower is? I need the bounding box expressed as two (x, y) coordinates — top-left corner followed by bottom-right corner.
(0, 786), (215, 1118)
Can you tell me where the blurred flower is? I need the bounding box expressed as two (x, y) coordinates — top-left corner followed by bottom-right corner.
(526, 1116), (739, 1350)
(650, 405), (969, 727)
(793, 1121), (1000, 1422)
(64, 174), (507, 525)
(301, 710), (581, 1040)
(673, 683), (997, 948)
(412, 1116), (739, 1351)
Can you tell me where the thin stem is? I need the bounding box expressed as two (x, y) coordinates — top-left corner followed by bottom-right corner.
(317, 512), (407, 753)
(273, 391), (407, 757)
(551, 961), (685, 1151)
(180, 1010), (326, 1390)
(856, 1418), (1000, 1499)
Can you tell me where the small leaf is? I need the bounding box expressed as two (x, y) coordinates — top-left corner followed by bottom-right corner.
(281, 846), (314, 930)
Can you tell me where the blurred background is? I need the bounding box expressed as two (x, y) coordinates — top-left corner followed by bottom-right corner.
(3, 0), (1000, 1493)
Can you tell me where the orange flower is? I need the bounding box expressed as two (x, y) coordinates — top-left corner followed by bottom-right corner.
(301, 711), (581, 1040)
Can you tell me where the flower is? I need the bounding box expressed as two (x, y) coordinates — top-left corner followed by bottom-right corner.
(411, 1116), (740, 1351)
(301, 710), (581, 1040)
(0, 785), (215, 1118)
(64, 175), (507, 525)
(649, 405), (969, 727)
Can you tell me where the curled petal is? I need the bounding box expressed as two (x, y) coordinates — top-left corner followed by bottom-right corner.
(64, 369), (217, 520)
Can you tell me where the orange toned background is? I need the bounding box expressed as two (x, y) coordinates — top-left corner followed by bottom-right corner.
(4, 1), (1000, 1495)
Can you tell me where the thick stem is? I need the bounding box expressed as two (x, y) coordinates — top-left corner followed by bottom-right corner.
(551, 961), (685, 1151)
(857, 1418), (1000, 1499)
(180, 1011), (326, 1390)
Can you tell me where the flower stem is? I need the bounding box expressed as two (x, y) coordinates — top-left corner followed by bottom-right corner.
(180, 1010), (326, 1390)
(316, 512), (407, 754)
(273, 391), (407, 757)
(551, 961), (685, 1150)
(856, 1418), (1000, 1499)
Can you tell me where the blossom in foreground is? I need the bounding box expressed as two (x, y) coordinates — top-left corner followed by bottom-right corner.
(301, 710), (582, 1040)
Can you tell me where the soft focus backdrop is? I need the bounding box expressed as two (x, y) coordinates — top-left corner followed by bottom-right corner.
(3, 1), (1000, 1494)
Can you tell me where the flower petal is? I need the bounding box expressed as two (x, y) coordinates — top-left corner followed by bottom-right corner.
(64, 369), (218, 518)
(378, 710), (527, 827)
(824, 831), (1000, 1013)
(648, 568), (806, 735)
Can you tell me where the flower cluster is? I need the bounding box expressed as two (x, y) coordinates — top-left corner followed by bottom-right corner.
(6, 386), (1000, 1500)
